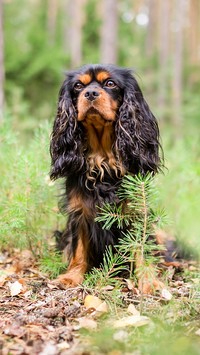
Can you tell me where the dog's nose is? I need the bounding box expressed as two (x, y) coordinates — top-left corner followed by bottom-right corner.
(84, 90), (100, 101)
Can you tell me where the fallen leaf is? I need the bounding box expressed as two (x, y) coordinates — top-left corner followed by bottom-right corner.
(127, 303), (140, 316)
(8, 280), (23, 296)
(84, 295), (103, 310)
(113, 315), (150, 328)
(161, 288), (173, 300)
(138, 277), (165, 295)
(95, 301), (108, 316)
(78, 317), (97, 330)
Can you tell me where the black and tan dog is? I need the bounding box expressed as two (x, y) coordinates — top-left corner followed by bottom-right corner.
(50, 64), (163, 288)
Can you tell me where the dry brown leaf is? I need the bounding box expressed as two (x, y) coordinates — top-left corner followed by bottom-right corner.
(138, 276), (165, 295)
(113, 315), (150, 328)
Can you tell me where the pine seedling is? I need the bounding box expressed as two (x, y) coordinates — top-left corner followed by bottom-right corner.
(83, 246), (127, 289)
(96, 173), (167, 285)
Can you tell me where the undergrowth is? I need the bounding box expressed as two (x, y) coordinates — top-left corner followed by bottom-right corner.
(0, 117), (65, 274)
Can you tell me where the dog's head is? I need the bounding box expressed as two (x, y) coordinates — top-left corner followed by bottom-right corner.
(68, 65), (126, 124)
(50, 64), (163, 180)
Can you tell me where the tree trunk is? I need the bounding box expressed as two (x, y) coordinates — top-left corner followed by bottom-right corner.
(188, 0), (200, 66)
(172, 0), (185, 135)
(145, 0), (157, 58)
(66, 0), (84, 68)
(47, 0), (58, 46)
(187, 0), (200, 86)
(0, 0), (4, 120)
(157, 0), (170, 112)
(100, 0), (118, 64)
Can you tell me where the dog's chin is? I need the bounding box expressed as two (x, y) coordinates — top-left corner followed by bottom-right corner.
(78, 107), (104, 122)
(78, 107), (114, 124)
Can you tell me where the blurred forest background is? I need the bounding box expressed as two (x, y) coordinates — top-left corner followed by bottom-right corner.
(0, 0), (199, 255)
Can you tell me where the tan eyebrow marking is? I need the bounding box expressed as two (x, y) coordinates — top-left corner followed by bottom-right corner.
(96, 71), (110, 82)
(78, 74), (92, 85)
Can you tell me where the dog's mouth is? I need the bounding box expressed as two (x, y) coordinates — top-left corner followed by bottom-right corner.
(79, 105), (105, 121)
(77, 100), (116, 123)
(86, 107), (99, 115)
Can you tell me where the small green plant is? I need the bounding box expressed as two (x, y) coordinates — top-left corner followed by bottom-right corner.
(0, 119), (63, 256)
(95, 174), (167, 287)
(39, 251), (67, 279)
(83, 246), (126, 289)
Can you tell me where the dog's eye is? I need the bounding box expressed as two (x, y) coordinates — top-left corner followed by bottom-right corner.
(104, 80), (116, 88)
(74, 82), (84, 91)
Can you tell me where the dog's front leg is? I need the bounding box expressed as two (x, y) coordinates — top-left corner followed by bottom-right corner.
(57, 230), (88, 288)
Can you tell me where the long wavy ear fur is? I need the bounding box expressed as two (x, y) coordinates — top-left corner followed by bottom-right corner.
(115, 72), (162, 175)
(50, 79), (85, 180)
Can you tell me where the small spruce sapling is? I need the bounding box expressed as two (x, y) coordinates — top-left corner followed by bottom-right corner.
(96, 173), (167, 289)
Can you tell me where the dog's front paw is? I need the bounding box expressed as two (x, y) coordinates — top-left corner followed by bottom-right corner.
(53, 271), (84, 289)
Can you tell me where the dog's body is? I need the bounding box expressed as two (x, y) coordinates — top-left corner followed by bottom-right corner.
(50, 64), (162, 287)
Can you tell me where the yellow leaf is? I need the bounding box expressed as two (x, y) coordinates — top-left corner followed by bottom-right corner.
(84, 295), (103, 309)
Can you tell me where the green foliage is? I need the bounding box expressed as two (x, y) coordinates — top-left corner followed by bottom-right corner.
(4, 0), (66, 123)
(96, 174), (166, 282)
(83, 246), (126, 289)
(96, 203), (130, 230)
(157, 131), (200, 256)
(39, 251), (67, 279)
(82, 0), (101, 63)
(0, 118), (63, 256)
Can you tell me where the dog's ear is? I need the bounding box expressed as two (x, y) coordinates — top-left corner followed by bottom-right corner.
(50, 79), (84, 180)
(115, 72), (162, 175)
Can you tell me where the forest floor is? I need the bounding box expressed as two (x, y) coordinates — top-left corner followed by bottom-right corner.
(0, 249), (200, 355)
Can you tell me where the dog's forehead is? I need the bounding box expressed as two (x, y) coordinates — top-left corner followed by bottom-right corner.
(67, 64), (131, 88)
(76, 67), (111, 85)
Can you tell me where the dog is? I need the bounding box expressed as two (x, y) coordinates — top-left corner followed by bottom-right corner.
(50, 64), (162, 288)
